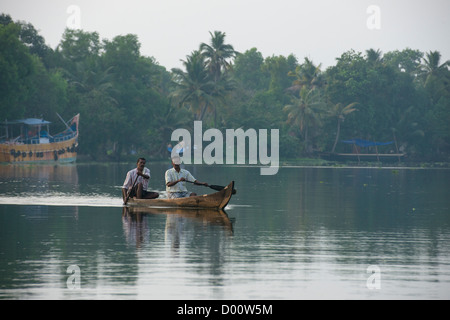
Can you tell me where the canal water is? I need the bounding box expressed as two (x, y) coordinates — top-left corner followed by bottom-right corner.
(0, 162), (449, 299)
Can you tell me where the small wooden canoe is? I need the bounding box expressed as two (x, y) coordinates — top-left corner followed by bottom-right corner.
(127, 181), (234, 210)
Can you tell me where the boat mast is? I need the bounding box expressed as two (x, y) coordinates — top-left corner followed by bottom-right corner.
(56, 113), (73, 133)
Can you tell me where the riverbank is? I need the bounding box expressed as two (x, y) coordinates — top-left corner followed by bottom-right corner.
(75, 154), (450, 169)
(280, 158), (450, 168)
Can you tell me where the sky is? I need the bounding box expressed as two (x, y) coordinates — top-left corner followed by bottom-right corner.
(2, 0), (449, 70)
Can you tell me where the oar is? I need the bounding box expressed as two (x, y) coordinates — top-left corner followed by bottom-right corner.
(186, 180), (237, 194)
(124, 175), (139, 205)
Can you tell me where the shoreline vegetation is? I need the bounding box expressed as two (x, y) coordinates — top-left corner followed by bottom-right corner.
(75, 154), (450, 169)
(2, 152), (449, 169)
(1, 13), (449, 165)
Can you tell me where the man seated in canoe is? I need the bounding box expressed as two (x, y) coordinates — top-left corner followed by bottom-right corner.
(122, 157), (159, 203)
(165, 156), (208, 199)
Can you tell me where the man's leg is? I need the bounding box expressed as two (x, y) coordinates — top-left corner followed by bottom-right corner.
(136, 183), (143, 199)
(143, 191), (159, 199)
(122, 188), (128, 203)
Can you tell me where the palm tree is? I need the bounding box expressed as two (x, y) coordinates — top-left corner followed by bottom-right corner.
(153, 103), (192, 157)
(329, 102), (358, 153)
(421, 51), (449, 75)
(391, 106), (425, 156)
(420, 51), (450, 102)
(200, 31), (238, 82)
(284, 86), (324, 153)
(287, 57), (324, 92)
(200, 31), (238, 125)
(170, 51), (215, 121)
(67, 61), (115, 97)
(365, 48), (383, 65)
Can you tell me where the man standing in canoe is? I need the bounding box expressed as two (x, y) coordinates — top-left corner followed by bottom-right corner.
(165, 156), (208, 199)
(122, 157), (159, 203)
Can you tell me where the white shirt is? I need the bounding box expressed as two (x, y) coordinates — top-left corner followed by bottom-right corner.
(123, 167), (151, 191)
(165, 168), (195, 193)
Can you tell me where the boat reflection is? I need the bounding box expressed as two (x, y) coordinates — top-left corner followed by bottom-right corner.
(122, 207), (234, 249)
(0, 163), (79, 197)
(0, 163), (78, 183)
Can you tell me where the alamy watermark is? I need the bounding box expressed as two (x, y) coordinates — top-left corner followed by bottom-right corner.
(66, 5), (81, 29)
(171, 121), (279, 175)
(366, 265), (381, 290)
(66, 265), (81, 290)
(366, 5), (381, 30)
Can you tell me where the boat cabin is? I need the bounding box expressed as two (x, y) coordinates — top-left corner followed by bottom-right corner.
(1, 118), (76, 145)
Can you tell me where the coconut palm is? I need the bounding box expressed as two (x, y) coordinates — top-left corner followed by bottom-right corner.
(67, 61), (115, 96)
(152, 103), (192, 157)
(200, 31), (238, 81)
(284, 86), (324, 153)
(365, 48), (383, 65)
(199, 31), (238, 125)
(329, 102), (358, 153)
(420, 51), (450, 102)
(170, 51), (215, 120)
(287, 57), (324, 94)
(421, 51), (449, 75)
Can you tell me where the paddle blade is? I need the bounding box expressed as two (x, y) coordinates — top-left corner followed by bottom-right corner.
(210, 184), (237, 194)
(209, 184), (224, 191)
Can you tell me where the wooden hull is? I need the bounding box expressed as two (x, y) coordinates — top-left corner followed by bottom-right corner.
(127, 181), (234, 210)
(0, 135), (78, 163)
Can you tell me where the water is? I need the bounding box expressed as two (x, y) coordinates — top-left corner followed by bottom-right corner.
(0, 162), (449, 299)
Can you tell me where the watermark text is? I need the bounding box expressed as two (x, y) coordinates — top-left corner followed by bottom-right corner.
(366, 5), (381, 30)
(366, 265), (381, 290)
(171, 121), (279, 175)
(66, 265), (81, 290)
(66, 5), (81, 29)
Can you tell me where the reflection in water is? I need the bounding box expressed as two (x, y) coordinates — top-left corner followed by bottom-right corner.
(0, 163), (78, 186)
(1, 164), (450, 299)
(122, 207), (234, 250)
(0, 163), (79, 201)
(121, 208), (150, 249)
(119, 207), (236, 298)
(0, 164), (125, 207)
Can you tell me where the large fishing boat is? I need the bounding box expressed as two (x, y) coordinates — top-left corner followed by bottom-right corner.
(0, 114), (79, 163)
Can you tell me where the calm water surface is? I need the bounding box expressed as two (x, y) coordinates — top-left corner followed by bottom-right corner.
(0, 162), (449, 299)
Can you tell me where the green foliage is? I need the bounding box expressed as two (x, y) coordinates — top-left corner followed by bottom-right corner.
(1, 14), (449, 161)
(0, 19), (67, 125)
(0, 22), (35, 119)
(233, 48), (269, 91)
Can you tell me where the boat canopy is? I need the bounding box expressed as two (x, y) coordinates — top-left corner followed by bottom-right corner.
(1, 118), (51, 126)
(341, 139), (393, 148)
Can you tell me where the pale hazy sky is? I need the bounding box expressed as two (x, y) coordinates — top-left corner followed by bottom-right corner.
(2, 0), (449, 70)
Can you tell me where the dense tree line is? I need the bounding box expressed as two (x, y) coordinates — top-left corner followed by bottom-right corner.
(1, 14), (449, 161)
